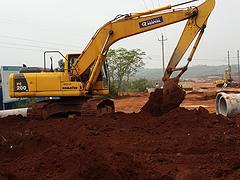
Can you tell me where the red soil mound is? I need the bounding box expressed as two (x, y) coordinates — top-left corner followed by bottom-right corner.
(0, 107), (240, 179)
(141, 87), (185, 116)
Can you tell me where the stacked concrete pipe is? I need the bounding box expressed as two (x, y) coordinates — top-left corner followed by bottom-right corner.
(216, 92), (240, 117)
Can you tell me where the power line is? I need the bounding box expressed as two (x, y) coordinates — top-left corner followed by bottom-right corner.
(0, 35), (82, 49)
(0, 41), (79, 52)
(142, 0), (149, 9)
(0, 17), (82, 48)
(144, 57), (226, 62)
(0, 44), (40, 52)
(140, 0), (161, 41)
(150, 0), (155, 8)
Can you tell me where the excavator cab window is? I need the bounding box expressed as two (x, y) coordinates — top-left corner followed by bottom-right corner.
(89, 62), (109, 88)
(80, 62), (109, 86)
(99, 62), (109, 88)
(67, 54), (81, 73)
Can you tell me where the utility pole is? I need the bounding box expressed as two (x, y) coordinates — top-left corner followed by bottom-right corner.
(227, 50), (230, 67)
(237, 50), (240, 74)
(158, 33), (167, 75)
(227, 51), (232, 80)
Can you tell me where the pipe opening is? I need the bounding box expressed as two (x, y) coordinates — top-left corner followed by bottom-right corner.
(218, 97), (228, 116)
(215, 93), (223, 114)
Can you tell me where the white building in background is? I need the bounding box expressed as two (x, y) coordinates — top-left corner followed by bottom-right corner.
(0, 66), (22, 110)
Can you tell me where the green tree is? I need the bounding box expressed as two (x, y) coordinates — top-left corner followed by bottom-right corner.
(106, 48), (145, 95)
(131, 78), (149, 92)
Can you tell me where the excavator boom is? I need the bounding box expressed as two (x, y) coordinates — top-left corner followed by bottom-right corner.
(73, 0), (215, 92)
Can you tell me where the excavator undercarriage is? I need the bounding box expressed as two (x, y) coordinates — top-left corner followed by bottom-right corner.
(27, 97), (115, 120)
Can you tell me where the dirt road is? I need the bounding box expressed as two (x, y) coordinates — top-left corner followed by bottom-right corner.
(115, 91), (216, 113)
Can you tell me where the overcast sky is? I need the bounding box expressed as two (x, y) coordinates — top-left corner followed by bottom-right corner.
(0, 0), (238, 69)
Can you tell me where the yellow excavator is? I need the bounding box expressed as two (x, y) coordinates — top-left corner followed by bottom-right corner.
(215, 66), (236, 88)
(9, 0), (215, 119)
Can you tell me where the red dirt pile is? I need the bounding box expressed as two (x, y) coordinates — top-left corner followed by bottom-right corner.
(1, 107), (240, 179)
(141, 87), (185, 116)
(141, 88), (164, 116)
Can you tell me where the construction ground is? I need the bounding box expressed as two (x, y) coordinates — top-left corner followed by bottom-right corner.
(1, 82), (240, 179)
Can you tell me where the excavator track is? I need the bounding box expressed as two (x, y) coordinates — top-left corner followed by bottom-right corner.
(27, 97), (115, 120)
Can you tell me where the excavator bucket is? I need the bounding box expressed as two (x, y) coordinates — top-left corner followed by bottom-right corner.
(96, 99), (115, 117)
(162, 79), (186, 112)
(141, 79), (185, 116)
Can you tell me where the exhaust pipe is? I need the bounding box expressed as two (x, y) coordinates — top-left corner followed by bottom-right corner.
(0, 108), (28, 118)
(216, 92), (240, 117)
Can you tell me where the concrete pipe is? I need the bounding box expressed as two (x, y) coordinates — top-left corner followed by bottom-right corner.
(147, 88), (156, 93)
(0, 108), (28, 118)
(216, 92), (240, 117)
(215, 92), (224, 115)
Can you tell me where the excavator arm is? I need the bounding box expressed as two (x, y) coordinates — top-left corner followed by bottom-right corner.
(163, 0), (215, 81)
(72, 0), (215, 91)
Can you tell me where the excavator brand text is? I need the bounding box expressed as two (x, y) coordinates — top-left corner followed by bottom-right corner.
(62, 86), (78, 90)
(139, 17), (163, 28)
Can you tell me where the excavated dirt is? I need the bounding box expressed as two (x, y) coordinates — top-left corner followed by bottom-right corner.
(141, 89), (165, 116)
(1, 106), (240, 179)
(141, 87), (185, 116)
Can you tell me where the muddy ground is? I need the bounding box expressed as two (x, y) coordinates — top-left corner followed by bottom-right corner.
(1, 89), (240, 179)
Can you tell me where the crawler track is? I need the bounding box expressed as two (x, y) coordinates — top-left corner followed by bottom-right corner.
(27, 97), (115, 120)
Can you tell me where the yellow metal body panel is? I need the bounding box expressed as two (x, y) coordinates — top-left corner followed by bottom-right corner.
(93, 81), (106, 89)
(60, 71), (71, 82)
(9, 74), (15, 97)
(92, 89), (109, 95)
(25, 74), (37, 91)
(216, 80), (225, 86)
(36, 72), (60, 91)
(9, 70), (106, 97)
(35, 72), (60, 91)
(12, 91), (88, 97)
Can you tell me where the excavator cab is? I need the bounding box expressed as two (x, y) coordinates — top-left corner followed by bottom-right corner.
(65, 54), (80, 73)
(65, 53), (110, 91)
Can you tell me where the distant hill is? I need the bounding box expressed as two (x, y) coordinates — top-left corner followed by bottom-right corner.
(133, 65), (240, 80)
